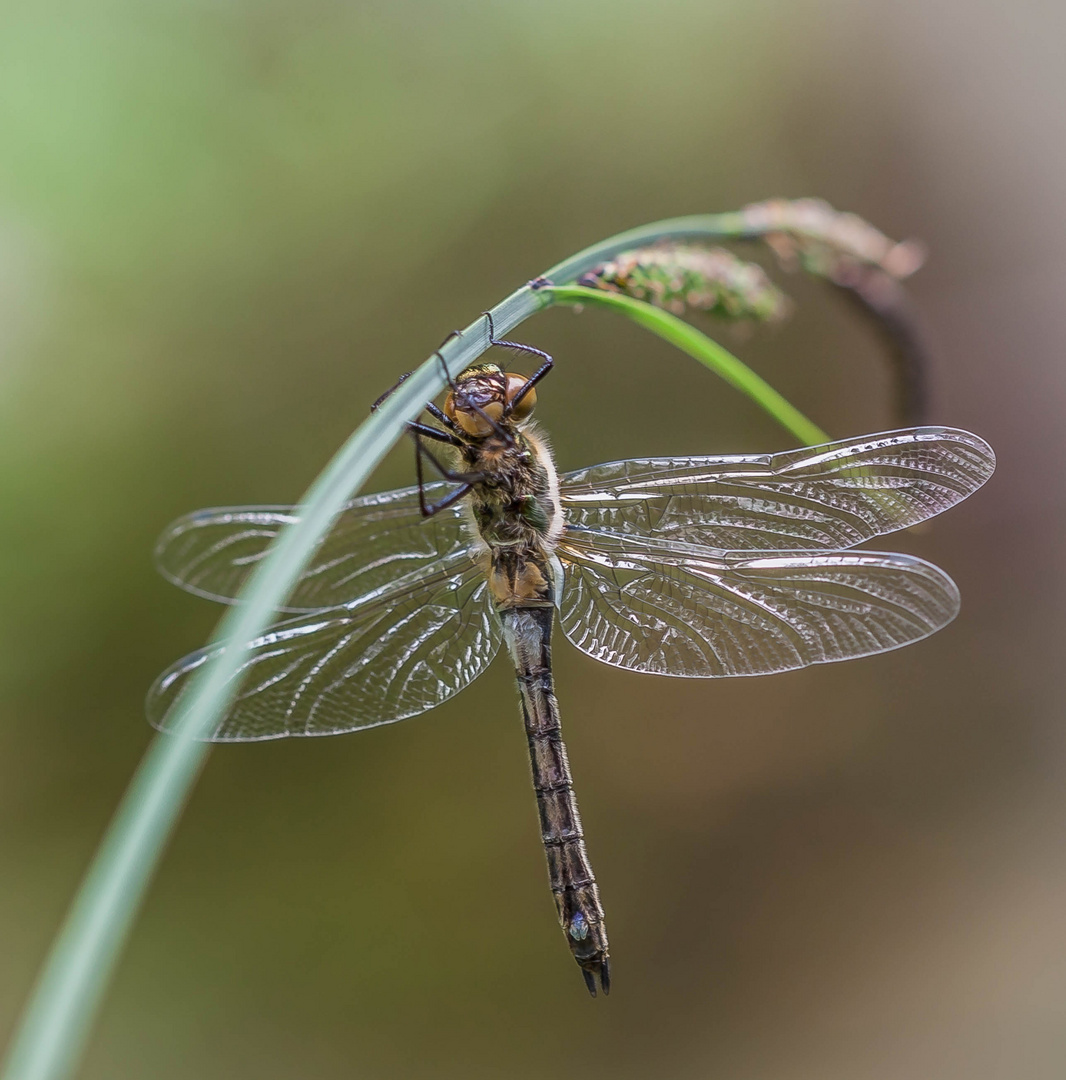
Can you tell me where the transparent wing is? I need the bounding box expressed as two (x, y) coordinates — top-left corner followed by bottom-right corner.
(556, 531), (960, 678)
(558, 427), (994, 553)
(154, 482), (469, 612)
(147, 546), (500, 741)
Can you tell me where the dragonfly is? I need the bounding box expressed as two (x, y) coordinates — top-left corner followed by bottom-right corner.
(148, 319), (995, 997)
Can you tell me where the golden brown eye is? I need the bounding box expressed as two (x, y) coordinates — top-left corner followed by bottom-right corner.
(505, 374), (536, 419)
(454, 410), (493, 437)
(445, 391), (497, 437)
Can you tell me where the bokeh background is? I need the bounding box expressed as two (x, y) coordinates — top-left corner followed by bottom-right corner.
(1, 2), (1064, 1077)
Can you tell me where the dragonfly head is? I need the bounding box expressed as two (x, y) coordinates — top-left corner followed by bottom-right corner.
(444, 363), (537, 437)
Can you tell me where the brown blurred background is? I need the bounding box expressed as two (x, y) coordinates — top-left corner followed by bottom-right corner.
(1, 2), (1064, 1077)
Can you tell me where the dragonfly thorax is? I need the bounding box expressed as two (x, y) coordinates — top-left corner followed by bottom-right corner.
(461, 423), (564, 609)
(466, 429), (561, 548)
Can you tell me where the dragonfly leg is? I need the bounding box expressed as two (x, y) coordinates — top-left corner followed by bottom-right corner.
(433, 334), (462, 398)
(370, 329), (466, 433)
(417, 479), (473, 518)
(424, 401), (459, 433)
(428, 349), (470, 437)
(481, 311), (554, 418)
(506, 354), (553, 417)
(411, 428), (484, 518)
(373, 375), (463, 439)
(482, 309), (552, 365)
(369, 372), (462, 437)
(411, 430), (485, 484)
(408, 421), (463, 448)
(369, 370), (413, 412)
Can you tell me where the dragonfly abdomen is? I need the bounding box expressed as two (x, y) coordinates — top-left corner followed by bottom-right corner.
(500, 604), (611, 997)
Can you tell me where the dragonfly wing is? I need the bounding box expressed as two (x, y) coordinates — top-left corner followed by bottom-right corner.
(147, 547), (500, 741)
(559, 427), (994, 553)
(556, 531), (959, 678)
(154, 482), (470, 612)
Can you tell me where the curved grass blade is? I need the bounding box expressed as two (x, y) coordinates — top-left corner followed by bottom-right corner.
(0, 209), (858, 1080)
(542, 285), (829, 446)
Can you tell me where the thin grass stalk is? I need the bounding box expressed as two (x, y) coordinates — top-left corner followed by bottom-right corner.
(827, 269), (929, 425)
(1, 211), (828, 1080)
(541, 285), (829, 445)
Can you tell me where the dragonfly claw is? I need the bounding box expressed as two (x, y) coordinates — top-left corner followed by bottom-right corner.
(579, 957), (611, 998)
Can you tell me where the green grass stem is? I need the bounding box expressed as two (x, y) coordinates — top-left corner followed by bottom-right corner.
(1, 211), (828, 1080)
(542, 285), (829, 445)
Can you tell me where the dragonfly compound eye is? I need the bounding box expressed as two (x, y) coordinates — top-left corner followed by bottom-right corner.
(445, 394), (504, 437)
(444, 366), (511, 437)
(505, 374), (536, 419)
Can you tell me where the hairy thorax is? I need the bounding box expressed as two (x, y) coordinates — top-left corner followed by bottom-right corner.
(462, 426), (563, 610)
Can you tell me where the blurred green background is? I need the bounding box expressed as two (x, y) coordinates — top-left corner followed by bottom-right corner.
(1, 1), (1063, 1077)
